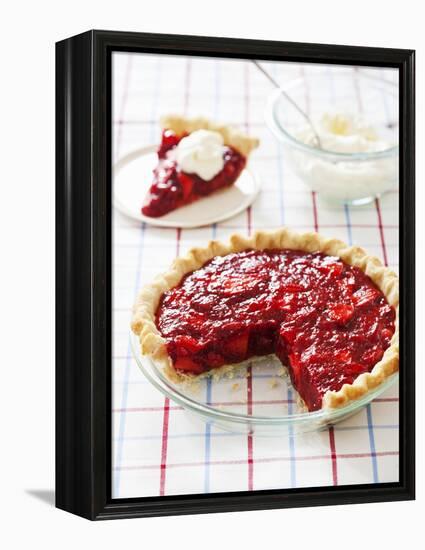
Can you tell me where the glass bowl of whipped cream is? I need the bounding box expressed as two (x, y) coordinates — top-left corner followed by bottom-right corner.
(266, 71), (398, 205)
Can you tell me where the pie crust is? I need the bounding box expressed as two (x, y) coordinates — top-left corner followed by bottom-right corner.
(131, 227), (399, 410)
(160, 114), (260, 157)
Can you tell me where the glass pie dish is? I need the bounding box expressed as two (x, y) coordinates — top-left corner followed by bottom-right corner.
(131, 331), (398, 436)
(266, 71), (399, 206)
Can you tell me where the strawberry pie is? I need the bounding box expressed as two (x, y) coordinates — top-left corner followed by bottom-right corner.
(132, 228), (399, 411)
(141, 115), (259, 217)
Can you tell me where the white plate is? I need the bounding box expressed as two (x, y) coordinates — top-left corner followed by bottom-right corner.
(113, 145), (261, 228)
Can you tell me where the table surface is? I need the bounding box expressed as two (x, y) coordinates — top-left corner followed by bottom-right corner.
(111, 52), (399, 499)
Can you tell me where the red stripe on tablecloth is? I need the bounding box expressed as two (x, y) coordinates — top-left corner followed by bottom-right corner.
(328, 427), (338, 485)
(312, 191), (319, 233)
(310, 180), (340, 486)
(247, 206), (252, 235)
(244, 63), (254, 491)
(375, 397), (399, 402)
(159, 227), (182, 495)
(159, 398), (170, 495)
(116, 450), (399, 471)
(375, 198), (389, 266)
(247, 370), (254, 490)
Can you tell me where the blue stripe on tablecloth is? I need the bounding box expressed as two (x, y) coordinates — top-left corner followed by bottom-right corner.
(366, 405), (379, 482)
(114, 223), (146, 496)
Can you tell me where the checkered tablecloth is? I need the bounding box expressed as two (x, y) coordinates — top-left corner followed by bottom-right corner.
(111, 52), (399, 499)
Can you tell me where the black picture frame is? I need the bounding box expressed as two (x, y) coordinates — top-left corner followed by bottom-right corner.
(56, 29), (415, 521)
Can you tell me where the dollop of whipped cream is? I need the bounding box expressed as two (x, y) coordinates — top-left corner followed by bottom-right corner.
(297, 112), (391, 153)
(290, 111), (397, 203)
(175, 129), (225, 180)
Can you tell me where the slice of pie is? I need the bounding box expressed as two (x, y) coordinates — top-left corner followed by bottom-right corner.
(141, 115), (259, 217)
(131, 228), (399, 411)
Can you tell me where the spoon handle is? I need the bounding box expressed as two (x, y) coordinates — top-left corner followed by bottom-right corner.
(252, 60), (322, 149)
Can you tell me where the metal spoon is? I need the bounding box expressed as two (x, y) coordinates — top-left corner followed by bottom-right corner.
(252, 60), (323, 149)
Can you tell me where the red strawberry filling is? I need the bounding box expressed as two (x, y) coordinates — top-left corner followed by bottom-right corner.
(142, 129), (246, 218)
(156, 249), (396, 411)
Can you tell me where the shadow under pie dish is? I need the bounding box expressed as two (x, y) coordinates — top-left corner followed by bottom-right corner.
(131, 228), (399, 413)
(141, 115), (259, 218)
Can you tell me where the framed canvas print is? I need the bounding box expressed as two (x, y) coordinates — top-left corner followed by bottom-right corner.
(56, 30), (415, 520)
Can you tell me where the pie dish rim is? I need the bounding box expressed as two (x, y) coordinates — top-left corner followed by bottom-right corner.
(130, 330), (399, 427)
(131, 227), (399, 410)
